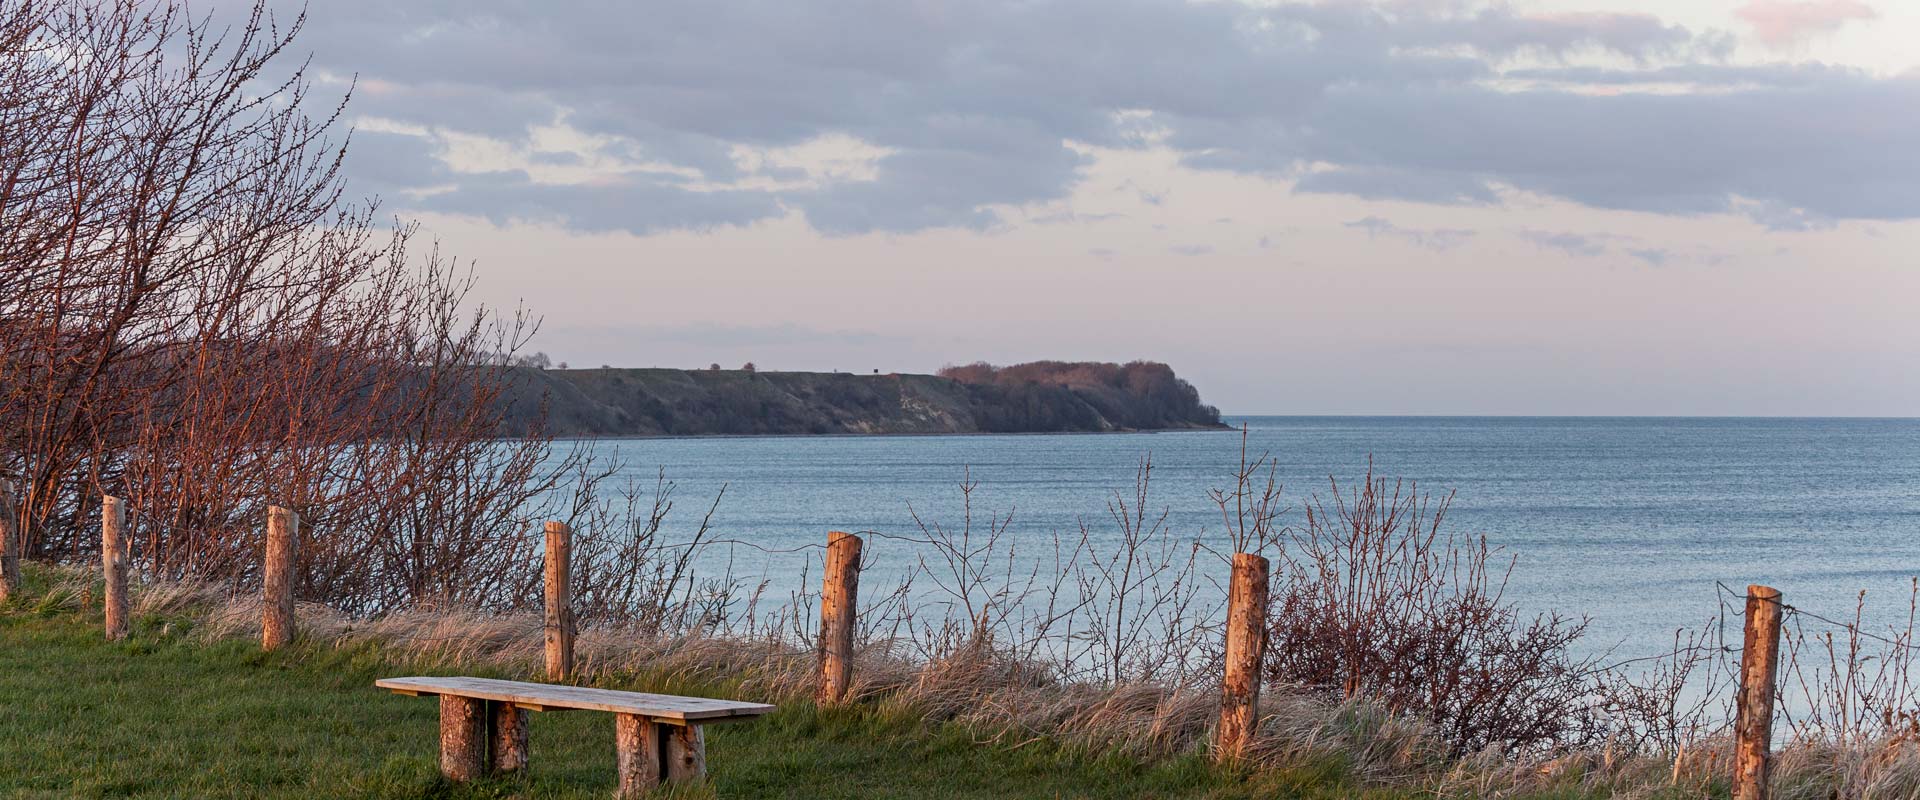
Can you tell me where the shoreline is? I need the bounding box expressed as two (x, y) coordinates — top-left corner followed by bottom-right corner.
(542, 421), (1237, 444)
(530, 416), (1918, 444)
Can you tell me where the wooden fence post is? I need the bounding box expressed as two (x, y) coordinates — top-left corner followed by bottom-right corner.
(101, 495), (128, 641)
(1733, 584), (1784, 800)
(1216, 552), (1270, 762)
(817, 530), (862, 706)
(0, 481), (20, 603)
(262, 505), (299, 651)
(544, 520), (574, 681)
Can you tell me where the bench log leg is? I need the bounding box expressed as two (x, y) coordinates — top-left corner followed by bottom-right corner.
(664, 724), (706, 784)
(489, 700), (529, 774)
(439, 695), (489, 781)
(614, 713), (661, 797)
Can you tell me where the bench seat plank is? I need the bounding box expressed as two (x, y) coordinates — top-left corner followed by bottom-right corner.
(376, 677), (776, 722)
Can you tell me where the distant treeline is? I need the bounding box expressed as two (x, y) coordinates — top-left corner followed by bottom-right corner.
(500, 361), (1226, 437)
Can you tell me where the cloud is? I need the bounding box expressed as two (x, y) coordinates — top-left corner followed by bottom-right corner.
(262, 0), (1919, 236)
(1735, 1), (1878, 48)
(1403, 8), (1703, 60)
(339, 130), (451, 197)
(528, 150), (585, 167)
(1346, 217), (1477, 252)
(1293, 166), (1500, 206)
(1114, 181), (1168, 207)
(417, 170), (783, 236)
(1518, 229), (1609, 258)
(1029, 210), (1125, 225)
(1513, 232), (1734, 266)
(1180, 74), (1920, 230)
(1506, 62), (1855, 88)
(350, 83), (558, 140)
(1626, 248), (1670, 266)
(789, 118), (1093, 234)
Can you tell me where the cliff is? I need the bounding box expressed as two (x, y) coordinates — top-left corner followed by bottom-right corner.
(497, 361), (1226, 437)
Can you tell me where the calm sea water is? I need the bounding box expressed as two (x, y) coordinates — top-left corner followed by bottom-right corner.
(580, 416), (1920, 661)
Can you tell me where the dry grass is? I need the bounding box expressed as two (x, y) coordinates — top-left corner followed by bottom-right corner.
(38, 451), (1917, 800)
(123, 566), (1437, 778)
(34, 563), (1920, 798)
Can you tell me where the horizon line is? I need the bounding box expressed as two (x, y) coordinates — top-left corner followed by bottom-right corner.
(1218, 413), (1919, 420)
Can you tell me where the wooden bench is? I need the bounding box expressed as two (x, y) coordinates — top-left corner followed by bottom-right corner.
(377, 676), (775, 795)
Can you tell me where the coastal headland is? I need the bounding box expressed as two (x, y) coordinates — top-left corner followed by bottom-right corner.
(499, 360), (1227, 437)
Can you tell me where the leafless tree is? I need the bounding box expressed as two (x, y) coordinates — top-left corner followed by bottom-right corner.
(0, 0), (584, 614)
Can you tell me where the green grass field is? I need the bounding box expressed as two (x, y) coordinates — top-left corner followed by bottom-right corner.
(0, 570), (1417, 799)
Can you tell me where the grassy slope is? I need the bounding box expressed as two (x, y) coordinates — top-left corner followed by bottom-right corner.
(0, 573), (1407, 800)
(500, 367), (979, 437)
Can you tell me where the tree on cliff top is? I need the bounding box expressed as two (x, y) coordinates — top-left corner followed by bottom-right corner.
(939, 361), (1221, 429)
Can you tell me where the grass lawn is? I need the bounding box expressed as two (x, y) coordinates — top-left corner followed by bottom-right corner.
(0, 571), (1414, 799)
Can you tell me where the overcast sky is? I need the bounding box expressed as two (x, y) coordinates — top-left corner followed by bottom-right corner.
(268, 0), (1915, 415)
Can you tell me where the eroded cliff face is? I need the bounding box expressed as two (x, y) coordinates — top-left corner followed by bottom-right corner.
(495, 366), (1226, 437)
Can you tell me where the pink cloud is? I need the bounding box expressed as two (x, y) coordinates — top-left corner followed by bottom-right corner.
(1735, 0), (1878, 47)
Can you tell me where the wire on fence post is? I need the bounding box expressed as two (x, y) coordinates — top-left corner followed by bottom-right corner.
(1733, 584), (1783, 800)
(817, 530), (862, 707)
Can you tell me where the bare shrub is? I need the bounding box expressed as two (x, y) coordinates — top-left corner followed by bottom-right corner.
(1264, 463), (1601, 757)
(879, 459), (1218, 689)
(1209, 428), (1288, 556)
(1063, 457), (1216, 685)
(567, 469), (755, 637)
(893, 469), (1036, 664)
(1590, 622), (1737, 755)
(1781, 583), (1920, 745)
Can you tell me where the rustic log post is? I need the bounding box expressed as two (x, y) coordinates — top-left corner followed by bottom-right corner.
(0, 481), (20, 603)
(1216, 552), (1270, 762)
(489, 700), (529, 774)
(439, 694), (489, 781)
(817, 530), (862, 706)
(101, 495), (128, 641)
(261, 505), (299, 651)
(664, 723), (707, 784)
(543, 520), (575, 681)
(1733, 584), (1784, 800)
(613, 713), (662, 796)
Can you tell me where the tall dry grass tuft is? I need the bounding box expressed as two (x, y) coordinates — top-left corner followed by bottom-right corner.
(13, 563), (92, 616)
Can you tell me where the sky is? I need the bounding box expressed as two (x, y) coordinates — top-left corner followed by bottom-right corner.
(262, 0), (1915, 415)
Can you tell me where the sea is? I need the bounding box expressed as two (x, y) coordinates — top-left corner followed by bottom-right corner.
(576, 416), (1920, 663)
